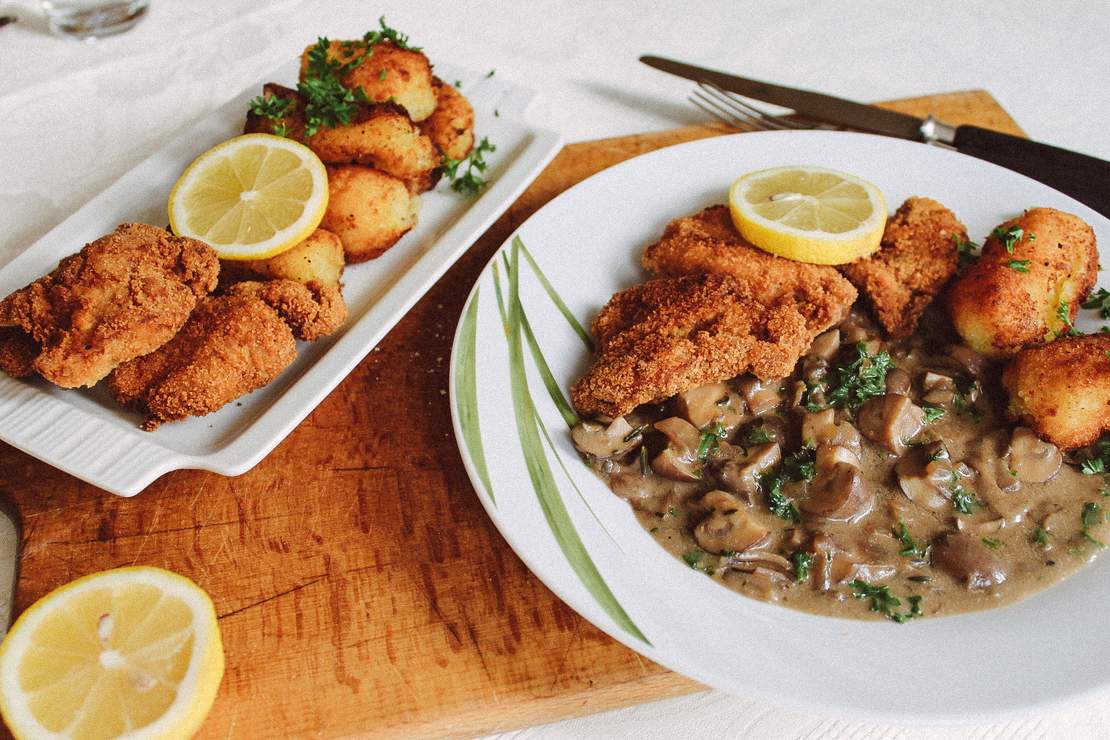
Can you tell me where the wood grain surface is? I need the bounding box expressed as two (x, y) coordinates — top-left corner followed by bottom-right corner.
(0, 90), (1023, 738)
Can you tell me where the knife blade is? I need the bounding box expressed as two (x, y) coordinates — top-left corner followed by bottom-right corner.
(641, 55), (1110, 216)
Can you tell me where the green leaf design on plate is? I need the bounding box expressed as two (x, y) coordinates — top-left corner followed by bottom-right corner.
(454, 287), (494, 504)
(515, 236), (594, 352)
(501, 237), (648, 644)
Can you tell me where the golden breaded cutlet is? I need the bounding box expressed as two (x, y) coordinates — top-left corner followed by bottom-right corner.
(571, 273), (812, 419)
(0, 223), (219, 388)
(642, 205), (857, 334)
(948, 208), (1098, 357)
(839, 197), (967, 338)
(1002, 334), (1110, 450)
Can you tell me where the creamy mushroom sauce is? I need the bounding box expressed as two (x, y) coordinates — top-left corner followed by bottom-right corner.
(572, 309), (1107, 621)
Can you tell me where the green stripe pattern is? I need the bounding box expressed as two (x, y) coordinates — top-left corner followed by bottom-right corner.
(498, 236), (649, 645)
(454, 287), (494, 503)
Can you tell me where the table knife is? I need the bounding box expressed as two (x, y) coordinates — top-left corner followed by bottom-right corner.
(641, 55), (1109, 216)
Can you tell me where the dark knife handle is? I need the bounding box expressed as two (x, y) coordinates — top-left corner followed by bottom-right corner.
(953, 125), (1110, 216)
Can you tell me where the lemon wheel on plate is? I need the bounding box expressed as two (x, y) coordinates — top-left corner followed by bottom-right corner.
(168, 133), (329, 261)
(728, 165), (888, 265)
(0, 566), (224, 740)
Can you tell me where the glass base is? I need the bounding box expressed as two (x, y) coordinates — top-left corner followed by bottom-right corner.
(43, 0), (148, 40)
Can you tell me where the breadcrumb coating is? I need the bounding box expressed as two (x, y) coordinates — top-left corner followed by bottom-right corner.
(571, 274), (811, 419)
(947, 208), (1098, 357)
(642, 205), (857, 334)
(0, 328), (37, 378)
(1002, 334), (1110, 450)
(839, 197), (966, 338)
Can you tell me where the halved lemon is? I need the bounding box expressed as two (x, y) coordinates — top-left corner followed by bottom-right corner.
(728, 165), (887, 264)
(0, 567), (224, 740)
(168, 133), (328, 261)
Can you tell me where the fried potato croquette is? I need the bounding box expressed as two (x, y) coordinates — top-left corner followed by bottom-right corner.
(321, 165), (419, 262)
(228, 229), (345, 287)
(1002, 334), (1110, 450)
(108, 280), (346, 429)
(571, 274), (812, 419)
(418, 77), (475, 161)
(947, 208), (1098, 358)
(839, 197), (966, 338)
(245, 84), (440, 192)
(0, 223), (219, 388)
(300, 40), (437, 122)
(0, 328), (37, 378)
(642, 206), (858, 335)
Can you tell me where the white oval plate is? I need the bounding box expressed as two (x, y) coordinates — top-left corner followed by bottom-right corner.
(448, 131), (1110, 723)
(0, 61), (561, 496)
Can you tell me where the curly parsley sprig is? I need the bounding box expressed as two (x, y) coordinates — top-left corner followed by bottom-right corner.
(440, 137), (497, 196)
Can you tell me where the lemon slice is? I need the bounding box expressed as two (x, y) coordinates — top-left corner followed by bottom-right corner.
(0, 567), (224, 740)
(728, 165), (887, 264)
(168, 133), (328, 260)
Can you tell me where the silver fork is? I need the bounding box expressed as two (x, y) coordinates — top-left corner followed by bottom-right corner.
(689, 80), (839, 132)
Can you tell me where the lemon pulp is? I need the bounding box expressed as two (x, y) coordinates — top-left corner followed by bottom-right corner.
(0, 566), (224, 740)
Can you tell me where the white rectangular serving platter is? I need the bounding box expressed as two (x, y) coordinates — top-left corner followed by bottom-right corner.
(0, 60), (561, 496)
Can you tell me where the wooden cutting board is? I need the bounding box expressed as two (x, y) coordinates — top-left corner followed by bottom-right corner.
(0, 90), (1023, 738)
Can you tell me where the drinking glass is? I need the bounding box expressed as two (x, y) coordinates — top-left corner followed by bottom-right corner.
(39, 0), (149, 39)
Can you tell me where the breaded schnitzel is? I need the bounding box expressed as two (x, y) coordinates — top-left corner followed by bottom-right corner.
(641, 205), (857, 334)
(1002, 334), (1110, 450)
(948, 208), (1098, 357)
(839, 197), (967, 338)
(0, 223), (219, 388)
(571, 274), (812, 419)
(108, 280), (347, 430)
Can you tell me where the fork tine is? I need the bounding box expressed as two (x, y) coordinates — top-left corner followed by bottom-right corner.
(697, 80), (811, 130)
(689, 88), (766, 130)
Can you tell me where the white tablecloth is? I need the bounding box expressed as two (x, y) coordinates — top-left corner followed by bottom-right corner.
(2, 1), (1108, 737)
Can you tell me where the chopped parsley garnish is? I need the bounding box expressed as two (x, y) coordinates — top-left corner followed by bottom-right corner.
(742, 425), (772, 446)
(1082, 457), (1107, 475)
(953, 234), (980, 270)
(922, 405), (946, 423)
(758, 447), (816, 522)
(1082, 502), (1106, 547)
(953, 377), (982, 421)
(792, 551), (813, 582)
(378, 69), (387, 80)
(981, 537), (1002, 550)
(1032, 526), (1051, 548)
(440, 136), (497, 196)
(638, 446), (650, 476)
(682, 549), (707, 570)
(362, 15), (421, 51)
(623, 425), (646, 443)
(1055, 302), (1082, 337)
(1082, 287), (1110, 319)
(453, 79), (462, 88)
(992, 224), (1024, 253)
(298, 37), (367, 137)
(951, 482), (978, 515)
(249, 93), (295, 120)
(819, 342), (894, 411)
(667, 507), (679, 518)
(486, 69), (496, 78)
(1007, 259), (1032, 273)
(847, 580), (923, 623)
(895, 522), (927, 558)
(696, 423), (728, 460)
